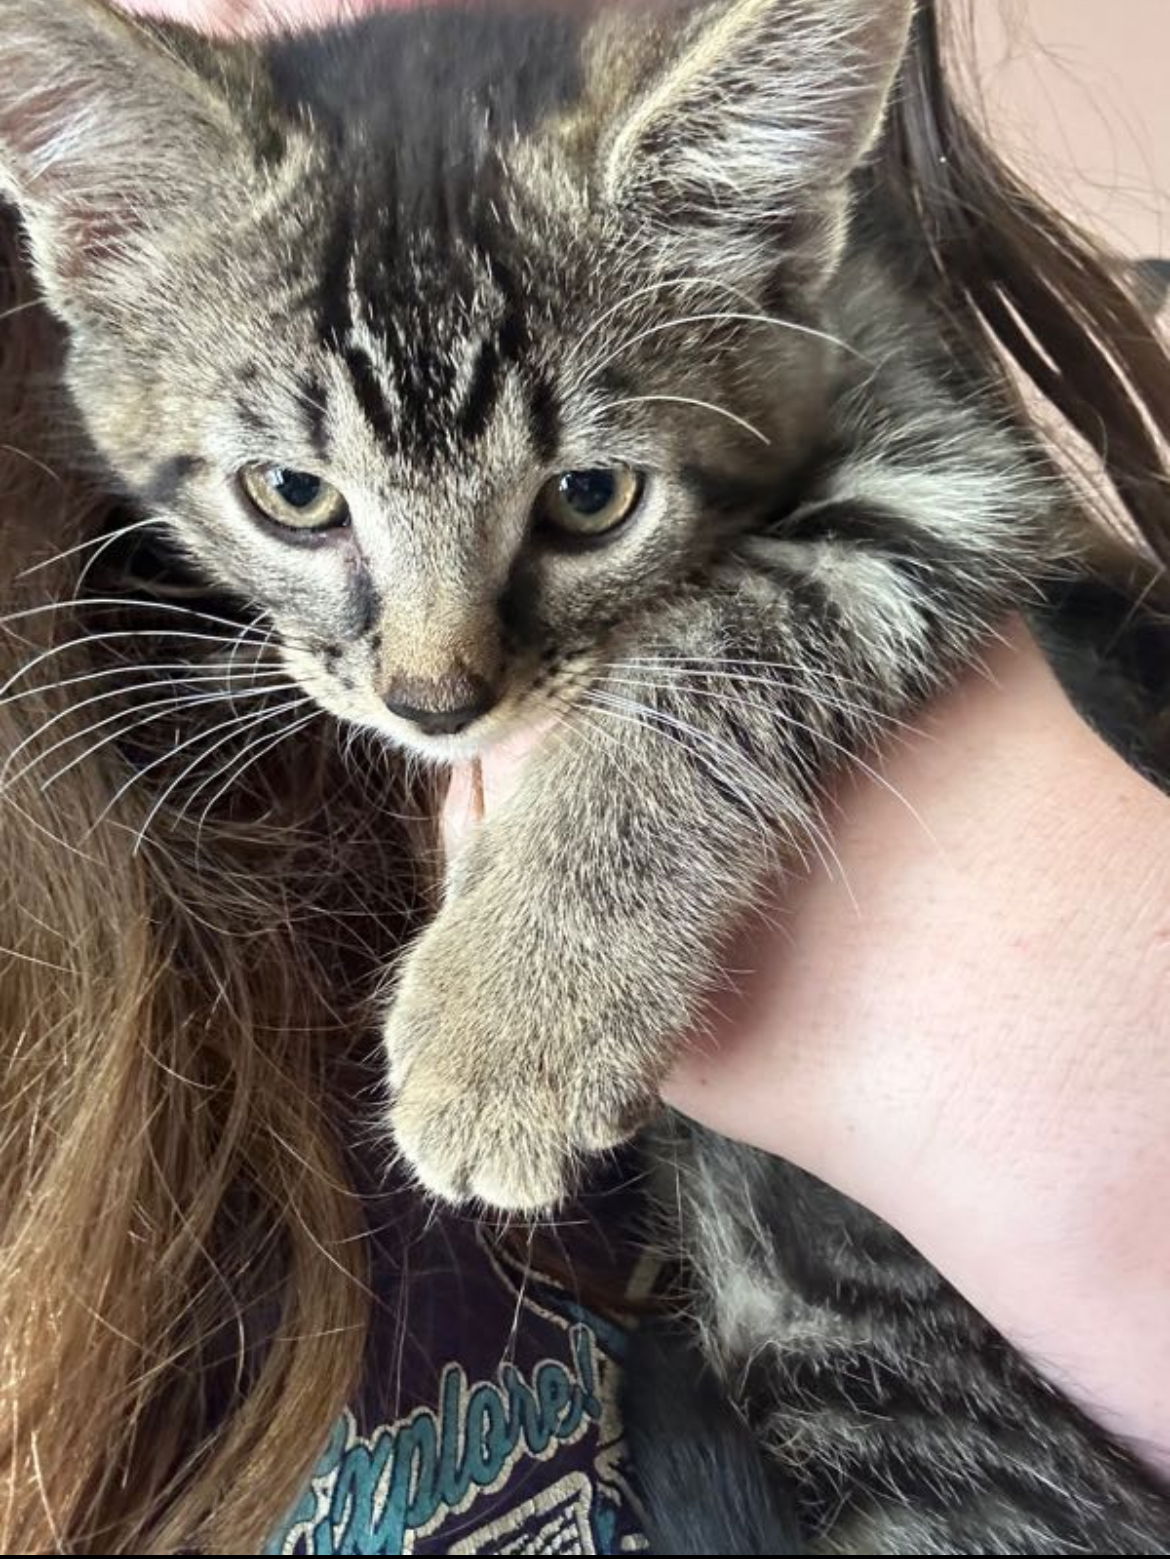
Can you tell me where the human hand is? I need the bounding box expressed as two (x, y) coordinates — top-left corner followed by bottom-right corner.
(445, 623), (1170, 1473)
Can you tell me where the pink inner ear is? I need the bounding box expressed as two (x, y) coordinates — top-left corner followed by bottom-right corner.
(0, 33), (226, 296)
(0, 71), (139, 274)
(54, 197), (147, 285)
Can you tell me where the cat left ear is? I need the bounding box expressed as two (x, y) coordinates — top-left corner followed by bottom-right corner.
(0, 0), (244, 322)
(580, 0), (914, 269)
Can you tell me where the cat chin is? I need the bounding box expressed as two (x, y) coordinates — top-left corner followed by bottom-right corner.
(299, 684), (499, 766)
(362, 712), (522, 769)
(394, 730), (494, 766)
(368, 703), (557, 768)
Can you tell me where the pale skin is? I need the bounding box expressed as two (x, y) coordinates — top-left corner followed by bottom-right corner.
(127, 0), (1170, 1487)
(449, 624), (1170, 1477)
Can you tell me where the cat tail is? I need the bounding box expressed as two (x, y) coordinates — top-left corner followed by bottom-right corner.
(621, 1317), (805, 1555)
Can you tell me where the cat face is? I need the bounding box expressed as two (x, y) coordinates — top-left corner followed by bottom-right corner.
(0, 0), (913, 759)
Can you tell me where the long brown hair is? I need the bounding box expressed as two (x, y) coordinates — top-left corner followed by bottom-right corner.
(884, 2), (1170, 571)
(1, 3), (1168, 1551)
(0, 216), (432, 1551)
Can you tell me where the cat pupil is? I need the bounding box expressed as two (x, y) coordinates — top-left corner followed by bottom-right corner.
(560, 470), (616, 515)
(270, 468), (321, 509)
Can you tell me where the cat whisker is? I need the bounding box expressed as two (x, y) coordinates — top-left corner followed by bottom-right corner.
(568, 275), (731, 357)
(1, 675), (294, 803)
(606, 665), (916, 739)
(0, 442), (63, 485)
(611, 655), (932, 733)
(562, 705), (636, 786)
(0, 627), (275, 699)
(0, 659), (282, 710)
(586, 685), (788, 812)
(584, 688), (853, 890)
(583, 309), (863, 382)
(16, 515), (163, 579)
(583, 689), (796, 862)
(601, 671), (936, 848)
(570, 273), (862, 370)
(4, 688), (216, 790)
(1, 669), (290, 772)
(602, 394), (771, 445)
(17, 684), (299, 799)
(92, 695), (312, 847)
(191, 706), (321, 827)
(611, 652), (890, 695)
(230, 620), (279, 683)
(0, 595), (271, 638)
(0, 296), (46, 326)
(177, 708), (324, 853)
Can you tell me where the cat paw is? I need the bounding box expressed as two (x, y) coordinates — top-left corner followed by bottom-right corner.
(383, 913), (657, 1212)
(389, 1065), (580, 1212)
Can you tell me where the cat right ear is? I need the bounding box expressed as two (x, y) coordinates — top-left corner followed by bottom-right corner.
(577, 0), (914, 280)
(0, 0), (243, 323)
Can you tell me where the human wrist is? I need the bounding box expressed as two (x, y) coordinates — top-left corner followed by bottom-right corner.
(876, 684), (1170, 1470)
(668, 623), (1170, 1468)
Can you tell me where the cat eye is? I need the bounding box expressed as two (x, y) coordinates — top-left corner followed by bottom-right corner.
(239, 464), (350, 534)
(534, 467), (644, 543)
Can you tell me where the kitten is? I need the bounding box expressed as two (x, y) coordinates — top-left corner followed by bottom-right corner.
(2, 0), (1168, 1550)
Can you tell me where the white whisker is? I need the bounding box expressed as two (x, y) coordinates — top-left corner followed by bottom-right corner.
(584, 689), (854, 895)
(603, 394), (770, 445)
(599, 674), (935, 848)
(189, 710), (321, 843)
(0, 628), (274, 699)
(607, 666), (915, 738)
(0, 595), (271, 638)
(21, 684), (298, 797)
(585, 689), (787, 856)
(17, 516), (163, 579)
(585, 310), (861, 381)
(90, 695), (311, 846)
(0, 297), (45, 325)
(133, 701), (316, 855)
(0, 659), (283, 710)
(2, 670), (289, 774)
(1, 443), (63, 486)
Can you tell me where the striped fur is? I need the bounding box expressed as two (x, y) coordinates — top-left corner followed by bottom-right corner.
(2, 0), (1168, 1550)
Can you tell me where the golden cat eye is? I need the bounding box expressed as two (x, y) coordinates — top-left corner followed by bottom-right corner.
(239, 464), (350, 533)
(534, 466), (644, 542)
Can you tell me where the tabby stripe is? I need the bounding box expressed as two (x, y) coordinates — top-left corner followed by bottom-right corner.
(482, 247), (530, 365)
(780, 498), (974, 586)
(234, 395), (275, 440)
(300, 371), (332, 460)
(349, 568), (381, 640)
(457, 336), (502, 443)
(526, 373), (560, 464)
(144, 454), (207, 510)
(682, 464), (778, 521)
(452, 244), (531, 446)
(343, 346), (396, 445)
(317, 199), (397, 444)
(317, 199), (355, 348)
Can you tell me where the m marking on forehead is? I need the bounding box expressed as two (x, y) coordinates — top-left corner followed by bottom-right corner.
(343, 345), (396, 445)
(314, 196), (397, 446)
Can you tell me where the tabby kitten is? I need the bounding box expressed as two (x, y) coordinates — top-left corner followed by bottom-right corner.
(2, 0), (1169, 1550)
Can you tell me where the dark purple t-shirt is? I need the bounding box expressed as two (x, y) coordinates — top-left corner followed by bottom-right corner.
(267, 1166), (650, 1554)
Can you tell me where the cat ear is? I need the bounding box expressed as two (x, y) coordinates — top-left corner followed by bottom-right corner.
(582, 0), (914, 267)
(0, 0), (242, 321)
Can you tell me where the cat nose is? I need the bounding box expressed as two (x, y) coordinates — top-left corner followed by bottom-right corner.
(382, 673), (497, 737)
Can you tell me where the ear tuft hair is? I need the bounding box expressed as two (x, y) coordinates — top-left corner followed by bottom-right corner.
(581, 0), (914, 276)
(0, 0), (244, 319)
